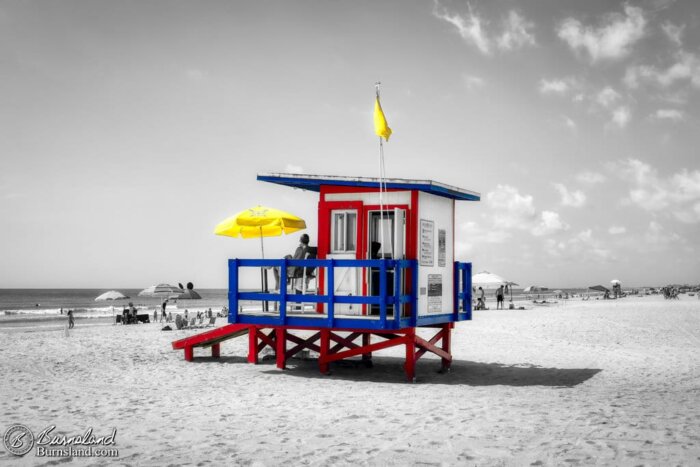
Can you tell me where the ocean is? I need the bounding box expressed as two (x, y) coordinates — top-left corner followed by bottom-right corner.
(0, 287), (598, 325)
(0, 289), (229, 328)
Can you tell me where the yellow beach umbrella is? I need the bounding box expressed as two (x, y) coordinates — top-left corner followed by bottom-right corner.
(214, 205), (306, 255)
(215, 205), (306, 294)
(214, 205), (306, 242)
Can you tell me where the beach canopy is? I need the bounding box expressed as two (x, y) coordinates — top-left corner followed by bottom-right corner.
(471, 271), (510, 290)
(214, 205), (307, 294)
(523, 286), (548, 293)
(214, 205), (306, 240)
(95, 290), (129, 301)
(589, 285), (610, 293)
(138, 284), (183, 297)
(610, 279), (621, 285)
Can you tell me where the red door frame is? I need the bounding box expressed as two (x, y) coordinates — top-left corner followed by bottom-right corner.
(317, 200), (364, 307)
(317, 187), (419, 317)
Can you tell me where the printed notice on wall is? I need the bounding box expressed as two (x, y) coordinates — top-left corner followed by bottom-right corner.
(427, 274), (442, 313)
(438, 229), (446, 267)
(420, 219), (434, 266)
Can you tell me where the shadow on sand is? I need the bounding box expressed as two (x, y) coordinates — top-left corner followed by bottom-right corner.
(254, 356), (601, 387)
(183, 354), (600, 386)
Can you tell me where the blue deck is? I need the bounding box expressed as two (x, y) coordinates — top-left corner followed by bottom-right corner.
(228, 258), (473, 330)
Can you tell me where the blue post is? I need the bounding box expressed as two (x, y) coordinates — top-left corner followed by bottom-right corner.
(464, 262), (472, 320)
(379, 260), (387, 328)
(280, 258), (287, 325)
(410, 260), (418, 327)
(393, 260), (401, 322)
(453, 261), (459, 318)
(327, 259), (335, 327)
(229, 259), (239, 324)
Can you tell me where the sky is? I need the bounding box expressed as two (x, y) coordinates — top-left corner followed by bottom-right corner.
(1, 0), (698, 289)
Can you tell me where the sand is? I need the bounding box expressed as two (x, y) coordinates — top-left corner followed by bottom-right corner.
(1, 295), (699, 466)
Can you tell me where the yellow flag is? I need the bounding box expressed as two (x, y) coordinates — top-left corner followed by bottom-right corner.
(374, 97), (392, 141)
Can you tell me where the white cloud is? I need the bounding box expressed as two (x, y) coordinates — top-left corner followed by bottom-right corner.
(462, 74), (485, 90)
(563, 116), (577, 130)
(577, 171), (606, 184)
(486, 185), (568, 237)
(433, 3), (536, 56)
(460, 221), (511, 244)
(653, 108), (684, 121)
(497, 10), (536, 51)
(610, 106), (631, 128)
(661, 21), (684, 46)
(486, 185), (536, 229)
(557, 4), (646, 62)
(645, 221), (681, 245)
(433, 1), (491, 55)
(532, 211), (569, 236)
(546, 229), (613, 262)
(624, 52), (700, 89)
(608, 226), (627, 235)
(284, 164), (305, 173)
(539, 78), (572, 95)
(553, 183), (586, 207)
(596, 86), (621, 108)
(614, 159), (700, 223)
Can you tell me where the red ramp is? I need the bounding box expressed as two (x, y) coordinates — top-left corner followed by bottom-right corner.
(172, 324), (250, 361)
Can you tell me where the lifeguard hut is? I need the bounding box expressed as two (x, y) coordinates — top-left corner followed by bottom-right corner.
(173, 173), (480, 381)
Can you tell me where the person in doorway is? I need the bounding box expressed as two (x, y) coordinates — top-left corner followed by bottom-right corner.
(496, 285), (504, 310)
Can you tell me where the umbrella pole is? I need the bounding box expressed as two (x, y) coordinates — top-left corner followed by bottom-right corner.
(259, 227), (269, 311)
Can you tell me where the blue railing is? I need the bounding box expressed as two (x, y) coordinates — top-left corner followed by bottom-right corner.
(228, 258), (417, 329)
(228, 258), (473, 329)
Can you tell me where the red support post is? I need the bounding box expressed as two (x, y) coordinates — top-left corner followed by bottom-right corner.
(276, 328), (287, 369)
(248, 327), (259, 364)
(211, 343), (220, 358)
(184, 346), (193, 362)
(362, 333), (372, 364)
(404, 328), (416, 382)
(319, 329), (331, 374)
(441, 324), (451, 371)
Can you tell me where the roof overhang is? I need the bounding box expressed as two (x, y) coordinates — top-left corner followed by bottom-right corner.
(257, 173), (480, 202)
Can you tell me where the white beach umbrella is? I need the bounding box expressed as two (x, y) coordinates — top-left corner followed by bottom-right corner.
(138, 283), (183, 297)
(95, 290), (129, 301)
(610, 279), (621, 285)
(472, 271), (507, 290)
(523, 285), (548, 293)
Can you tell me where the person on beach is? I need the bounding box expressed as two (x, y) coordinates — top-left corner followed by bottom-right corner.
(161, 300), (167, 321)
(496, 285), (504, 310)
(67, 310), (74, 329)
(476, 287), (485, 310)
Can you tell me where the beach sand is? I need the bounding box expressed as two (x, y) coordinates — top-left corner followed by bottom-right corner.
(1, 295), (699, 465)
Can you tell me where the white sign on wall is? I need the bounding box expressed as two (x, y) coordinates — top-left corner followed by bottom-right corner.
(428, 274), (442, 313)
(420, 219), (434, 266)
(438, 229), (446, 267)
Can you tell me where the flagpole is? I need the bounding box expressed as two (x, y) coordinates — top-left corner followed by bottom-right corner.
(375, 82), (386, 259)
